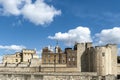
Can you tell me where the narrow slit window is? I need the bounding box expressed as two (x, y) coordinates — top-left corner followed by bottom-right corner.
(102, 52), (105, 57)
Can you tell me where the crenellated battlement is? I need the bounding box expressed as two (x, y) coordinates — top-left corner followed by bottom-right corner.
(22, 49), (36, 54)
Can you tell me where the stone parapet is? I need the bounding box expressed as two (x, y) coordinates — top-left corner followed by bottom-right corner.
(6, 63), (17, 67)
(30, 58), (41, 67)
(41, 67), (78, 72)
(41, 64), (66, 67)
(0, 64), (5, 67)
(0, 67), (40, 72)
(18, 63), (29, 67)
(0, 72), (116, 80)
(0, 72), (111, 80)
(0, 72), (97, 76)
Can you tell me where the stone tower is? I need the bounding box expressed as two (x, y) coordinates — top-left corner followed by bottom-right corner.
(21, 49), (36, 63)
(94, 44), (117, 76)
(74, 42), (93, 72)
(74, 43), (85, 72)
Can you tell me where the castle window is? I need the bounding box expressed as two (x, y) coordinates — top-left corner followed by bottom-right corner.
(63, 60), (64, 63)
(69, 58), (70, 61)
(62, 55), (64, 58)
(73, 58), (75, 61)
(49, 60), (50, 63)
(102, 52), (105, 57)
(74, 63), (75, 65)
(28, 59), (30, 62)
(16, 59), (18, 62)
(69, 63), (71, 65)
(44, 60), (46, 63)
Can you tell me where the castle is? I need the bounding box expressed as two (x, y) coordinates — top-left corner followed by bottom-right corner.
(0, 42), (120, 80)
(3, 49), (38, 64)
(42, 42), (117, 76)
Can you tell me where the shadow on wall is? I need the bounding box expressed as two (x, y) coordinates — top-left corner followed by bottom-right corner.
(81, 47), (95, 72)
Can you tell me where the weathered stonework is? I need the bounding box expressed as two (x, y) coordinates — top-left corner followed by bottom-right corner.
(94, 44), (117, 76)
(1, 42), (120, 80)
(0, 72), (117, 80)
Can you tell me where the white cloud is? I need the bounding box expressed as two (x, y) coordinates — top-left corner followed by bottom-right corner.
(0, 45), (26, 51)
(48, 26), (92, 46)
(0, 0), (22, 15)
(21, 0), (61, 25)
(0, 0), (61, 25)
(95, 27), (120, 44)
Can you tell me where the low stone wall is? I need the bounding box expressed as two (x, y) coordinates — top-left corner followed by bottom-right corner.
(6, 63), (17, 67)
(0, 64), (76, 73)
(43, 76), (92, 80)
(0, 67), (40, 72)
(41, 67), (78, 72)
(0, 64), (5, 67)
(18, 63), (29, 67)
(0, 72), (116, 80)
(30, 58), (41, 67)
(41, 64), (66, 67)
(40, 64), (79, 72)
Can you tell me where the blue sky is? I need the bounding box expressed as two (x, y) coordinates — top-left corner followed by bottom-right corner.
(0, 0), (120, 58)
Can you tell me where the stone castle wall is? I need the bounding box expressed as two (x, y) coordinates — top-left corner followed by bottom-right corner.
(0, 42), (119, 78)
(0, 67), (40, 72)
(41, 64), (66, 67)
(41, 67), (78, 72)
(0, 72), (116, 80)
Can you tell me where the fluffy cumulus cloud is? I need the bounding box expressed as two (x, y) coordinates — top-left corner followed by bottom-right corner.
(0, 0), (61, 25)
(95, 27), (120, 44)
(0, 45), (26, 51)
(48, 26), (92, 46)
(0, 0), (21, 15)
